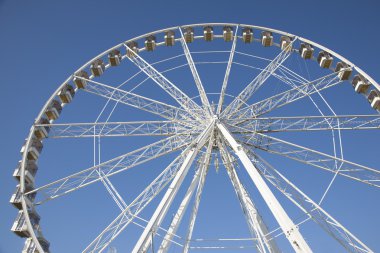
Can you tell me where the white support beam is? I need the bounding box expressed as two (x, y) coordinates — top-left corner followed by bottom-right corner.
(222, 38), (296, 117)
(182, 137), (213, 253)
(219, 141), (280, 253)
(125, 46), (206, 120)
(249, 152), (374, 253)
(178, 27), (212, 115)
(217, 123), (312, 253)
(131, 122), (215, 253)
(217, 25), (239, 115)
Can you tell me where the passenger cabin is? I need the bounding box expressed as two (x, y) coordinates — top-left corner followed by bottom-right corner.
(242, 27), (253, 43)
(20, 138), (43, 161)
(335, 62), (352, 80)
(145, 35), (156, 51)
(280, 36), (292, 52)
(45, 100), (62, 121)
(352, 74), (370, 94)
(108, 49), (122, 66)
(203, 26), (213, 41)
(183, 27), (194, 43)
(223, 26), (233, 42)
(13, 160), (38, 185)
(34, 118), (50, 140)
(90, 59), (105, 77)
(73, 71), (89, 89)
(58, 84), (75, 104)
(261, 31), (273, 47)
(11, 209), (40, 238)
(164, 31), (175, 46)
(368, 90), (380, 110)
(10, 184), (36, 210)
(126, 41), (139, 57)
(299, 43), (314, 59)
(23, 237), (50, 253)
(317, 51), (333, 69)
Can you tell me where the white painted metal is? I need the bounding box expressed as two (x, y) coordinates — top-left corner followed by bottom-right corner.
(131, 122), (214, 253)
(178, 27), (213, 115)
(217, 123), (312, 253)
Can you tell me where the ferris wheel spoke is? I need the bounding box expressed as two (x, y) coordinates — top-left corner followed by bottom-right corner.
(227, 114), (380, 133)
(229, 71), (344, 120)
(82, 150), (190, 253)
(216, 25), (239, 115)
(218, 140), (280, 253)
(77, 76), (195, 122)
(248, 153), (374, 253)
(222, 37), (297, 117)
(124, 45), (207, 120)
(178, 27), (212, 115)
(27, 134), (195, 205)
(239, 132), (380, 188)
(37, 120), (198, 138)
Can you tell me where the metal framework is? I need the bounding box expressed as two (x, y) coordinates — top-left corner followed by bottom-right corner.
(13, 23), (380, 253)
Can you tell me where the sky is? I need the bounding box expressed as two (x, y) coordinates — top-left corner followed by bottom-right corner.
(1, 0), (380, 252)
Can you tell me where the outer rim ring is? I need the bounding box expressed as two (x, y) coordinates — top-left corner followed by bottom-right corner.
(19, 22), (380, 252)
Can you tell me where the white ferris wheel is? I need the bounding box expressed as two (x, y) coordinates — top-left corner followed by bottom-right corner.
(10, 23), (380, 252)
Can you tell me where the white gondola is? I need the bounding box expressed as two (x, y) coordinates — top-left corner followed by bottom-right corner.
(317, 51), (333, 68)
(73, 70), (89, 89)
(368, 90), (380, 110)
(299, 43), (314, 59)
(280, 36), (292, 52)
(108, 49), (122, 66)
(203, 26), (213, 41)
(10, 184), (36, 210)
(126, 41), (139, 57)
(23, 237), (50, 253)
(90, 59), (105, 77)
(13, 160), (38, 185)
(223, 26), (233, 42)
(164, 30), (175, 46)
(352, 74), (370, 94)
(183, 27), (194, 43)
(145, 35), (156, 51)
(242, 27), (253, 43)
(34, 118), (50, 140)
(57, 84), (75, 104)
(11, 209), (40, 238)
(44, 100), (62, 121)
(261, 31), (273, 47)
(335, 62), (352, 81)
(20, 138), (43, 161)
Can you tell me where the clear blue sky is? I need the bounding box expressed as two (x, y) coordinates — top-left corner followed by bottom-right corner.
(1, 0), (380, 252)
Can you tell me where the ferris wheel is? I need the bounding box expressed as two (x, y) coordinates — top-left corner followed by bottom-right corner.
(10, 23), (380, 252)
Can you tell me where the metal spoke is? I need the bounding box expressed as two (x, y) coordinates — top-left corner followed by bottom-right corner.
(217, 25), (239, 115)
(218, 139), (280, 253)
(227, 115), (380, 133)
(76, 76), (194, 121)
(131, 122), (215, 253)
(222, 38), (296, 117)
(125, 45), (206, 120)
(229, 71), (344, 120)
(178, 27), (212, 115)
(82, 150), (190, 253)
(249, 153), (374, 253)
(37, 120), (199, 138)
(27, 134), (195, 204)
(217, 123), (312, 253)
(239, 132), (380, 188)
